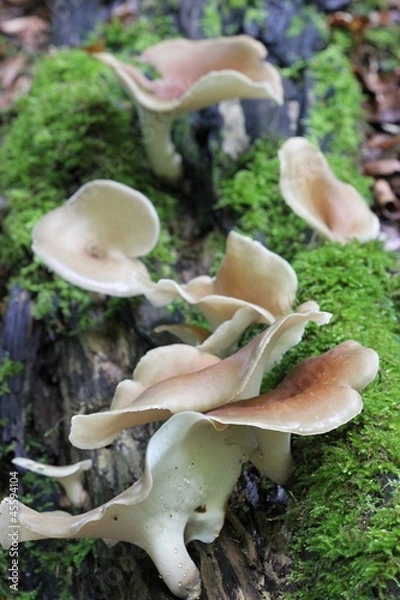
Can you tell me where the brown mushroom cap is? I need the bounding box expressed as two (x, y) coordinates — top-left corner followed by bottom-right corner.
(32, 179), (159, 296)
(207, 340), (379, 482)
(279, 137), (380, 243)
(111, 344), (221, 410)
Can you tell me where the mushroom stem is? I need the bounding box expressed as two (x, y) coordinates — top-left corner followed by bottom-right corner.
(2, 413), (252, 599)
(137, 105), (182, 181)
(250, 429), (294, 485)
(61, 475), (89, 508)
(145, 529), (201, 598)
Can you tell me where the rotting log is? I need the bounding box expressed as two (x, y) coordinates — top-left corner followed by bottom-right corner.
(0, 285), (289, 599)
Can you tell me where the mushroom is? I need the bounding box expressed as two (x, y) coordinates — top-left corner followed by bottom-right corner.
(12, 458), (92, 508)
(111, 344), (220, 410)
(69, 301), (331, 450)
(95, 35), (283, 180)
(207, 340), (379, 483)
(1, 412), (254, 599)
(278, 137), (380, 243)
(156, 306), (262, 359)
(31, 179), (160, 296)
(147, 230), (298, 356)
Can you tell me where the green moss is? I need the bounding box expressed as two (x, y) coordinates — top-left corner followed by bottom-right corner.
(92, 13), (178, 54)
(305, 41), (366, 158)
(287, 5), (328, 39)
(0, 355), (23, 395)
(364, 25), (400, 72)
(200, 0), (265, 37)
(263, 241), (400, 599)
(350, 0), (387, 15)
(243, 0), (268, 29)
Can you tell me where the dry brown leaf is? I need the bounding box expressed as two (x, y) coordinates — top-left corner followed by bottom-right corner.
(364, 158), (400, 176)
(0, 54), (27, 89)
(83, 39), (105, 54)
(366, 133), (400, 151)
(0, 74), (31, 110)
(0, 15), (49, 52)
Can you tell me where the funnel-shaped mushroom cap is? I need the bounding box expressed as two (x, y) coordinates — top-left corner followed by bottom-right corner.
(208, 340), (379, 483)
(12, 458), (92, 508)
(96, 35), (283, 112)
(279, 138), (380, 243)
(32, 179), (160, 296)
(1, 412), (253, 599)
(147, 231), (298, 353)
(95, 36), (283, 180)
(69, 302), (331, 450)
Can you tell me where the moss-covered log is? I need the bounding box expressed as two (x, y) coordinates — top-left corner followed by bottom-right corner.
(0, 2), (399, 599)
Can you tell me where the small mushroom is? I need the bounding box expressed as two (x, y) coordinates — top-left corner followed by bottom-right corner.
(32, 179), (160, 296)
(95, 35), (283, 180)
(69, 302), (330, 449)
(1, 412), (254, 599)
(208, 340), (379, 483)
(147, 231), (298, 355)
(278, 137), (380, 243)
(12, 458), (92, 508)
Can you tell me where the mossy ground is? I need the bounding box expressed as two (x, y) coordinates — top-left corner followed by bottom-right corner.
(0, 7), (399, 600)
(261, 242), (400, 599)
(212, 24), (400, 600)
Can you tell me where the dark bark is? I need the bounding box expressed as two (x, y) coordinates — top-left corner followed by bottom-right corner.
(0, 286), (41, 456)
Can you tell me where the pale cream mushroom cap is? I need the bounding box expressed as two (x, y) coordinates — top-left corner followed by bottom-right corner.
(2, 412), (254, 599)
(147, 231), (298, 347)
(12, 458), (92, 508)
(111, 344), (221, 410)
(95, 36), (283, 180)
(279, 137), (380, 243)
(208, 340), (379, 483)
(95, 35), (283, 113)
(69, 302), (331, 450)
(32, 179), (160, 296)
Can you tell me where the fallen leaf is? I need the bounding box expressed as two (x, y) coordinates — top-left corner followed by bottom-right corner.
(364, 158), (400, 176)
(0, 54), (27, 89)
(0, 15), (49, 52)
(366, 133), (400, 151)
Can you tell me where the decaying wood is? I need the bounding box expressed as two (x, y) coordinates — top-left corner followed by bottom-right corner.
(0, 286), (41, 456)
(0, 283), (290, 598)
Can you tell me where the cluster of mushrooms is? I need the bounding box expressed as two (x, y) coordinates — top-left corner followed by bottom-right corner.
(0, 35), (381, 599)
